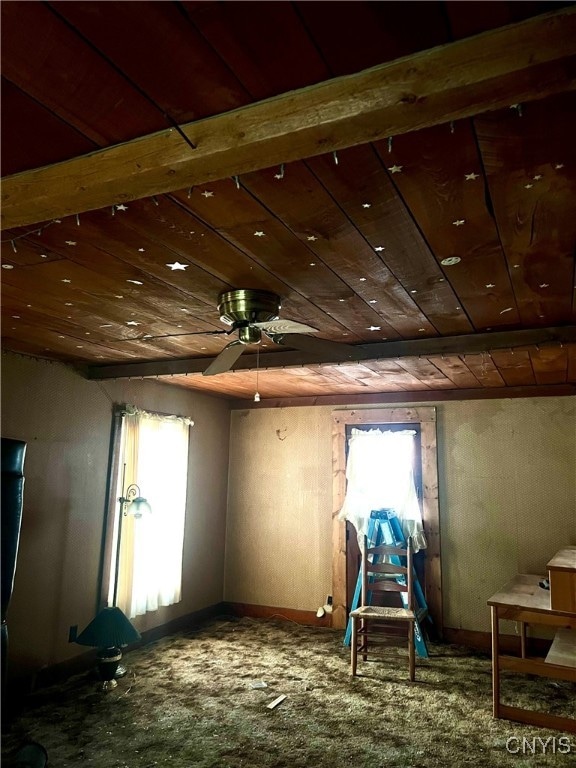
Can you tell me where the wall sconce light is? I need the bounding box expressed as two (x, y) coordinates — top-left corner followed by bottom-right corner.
(119, 483), (152, 520)
(112, 465), (152, 607)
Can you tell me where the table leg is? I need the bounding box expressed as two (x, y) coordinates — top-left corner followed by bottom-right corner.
(520, 622), (527, 659)
(491, 605), (500, 718)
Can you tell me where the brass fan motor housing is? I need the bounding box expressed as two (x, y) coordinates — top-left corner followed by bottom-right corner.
(217, 289), (281, 327)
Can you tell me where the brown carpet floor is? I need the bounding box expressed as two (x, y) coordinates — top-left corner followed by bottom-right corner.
(2, 616), (575, 767)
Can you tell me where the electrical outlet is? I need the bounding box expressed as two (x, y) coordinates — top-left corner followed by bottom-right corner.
(68, 625), (78, 643)
(326, 595), (333, 606)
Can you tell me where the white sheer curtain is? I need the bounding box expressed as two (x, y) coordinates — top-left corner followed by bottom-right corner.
(338, 428), (427, 552)
(112, 408), (191, 618)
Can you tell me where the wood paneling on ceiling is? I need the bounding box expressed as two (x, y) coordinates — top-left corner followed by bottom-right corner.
(1, 1), (575, 402)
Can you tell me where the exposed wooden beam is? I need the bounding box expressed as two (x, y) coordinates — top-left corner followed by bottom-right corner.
(229, 384), (576, 410)
(83, 326), (576, 380)
(3, 7), (576, 229)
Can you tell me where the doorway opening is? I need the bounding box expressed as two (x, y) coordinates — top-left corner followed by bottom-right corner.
(331, 407), (442, 636)
(344, 423), (425, 614)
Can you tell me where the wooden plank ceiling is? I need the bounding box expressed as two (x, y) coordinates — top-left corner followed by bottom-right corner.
(1, 1), (575, 403)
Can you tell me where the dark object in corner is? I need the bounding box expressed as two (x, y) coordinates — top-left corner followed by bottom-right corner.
(1, 438), (26, 695)
(539, 578), (550, 590)
(12, 742), (48, 768)
(1, 440), (48, 763)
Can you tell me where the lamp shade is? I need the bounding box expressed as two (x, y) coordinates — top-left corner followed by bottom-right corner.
(76, 607), (141, 649)
(129, 496), (152, 518)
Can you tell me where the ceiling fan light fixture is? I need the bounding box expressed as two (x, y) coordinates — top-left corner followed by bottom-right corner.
(238, 325), (262, 345)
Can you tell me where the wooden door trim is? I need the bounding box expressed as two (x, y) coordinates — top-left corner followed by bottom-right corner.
(331, 407), (442, 636)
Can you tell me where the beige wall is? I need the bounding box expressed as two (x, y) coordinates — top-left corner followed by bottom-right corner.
(225, 397), (576, 633)
(1, 353), (230, 685)
(225, 407), (333, 611)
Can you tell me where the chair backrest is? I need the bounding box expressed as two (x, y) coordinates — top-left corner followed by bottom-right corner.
(360, 536), (414, 610)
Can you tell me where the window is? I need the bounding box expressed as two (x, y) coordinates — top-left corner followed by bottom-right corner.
(102, 406), (192, 618)
(340, 425), (427, 552)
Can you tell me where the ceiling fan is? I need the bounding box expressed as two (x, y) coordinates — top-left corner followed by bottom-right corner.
(146, 289), (355, 375)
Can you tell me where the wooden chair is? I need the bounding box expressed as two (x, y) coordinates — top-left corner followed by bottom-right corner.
(350, 536), (417, 681)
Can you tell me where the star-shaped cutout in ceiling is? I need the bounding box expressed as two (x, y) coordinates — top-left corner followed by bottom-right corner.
(362, 203), (372, 209)
(452, 219), (465, 227)
(254, 231), (265, 237)
(166, 262), (188, 271)
(306, 235), (317, 242)
(126, 321), (141, 326)
(368, 326), (381, 331)
(485, 283), (495, 288)
(374, 246), (385, 252)
(524, 183), (534, 189)
(61, 279), (71, 283)
(201, 190), (214, 198)
(65, 240), (77, 246)
(554, 163), (564, 170)
(465, 173), (479, 181)
(388, 165), (403, 174)
(116, 204), (128, 211)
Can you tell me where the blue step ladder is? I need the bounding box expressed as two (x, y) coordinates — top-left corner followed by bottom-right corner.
(344, 510), (430, 658)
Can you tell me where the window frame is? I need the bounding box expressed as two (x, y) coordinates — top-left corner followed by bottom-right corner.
(332, 407), (442, 636)
(98, 405), (124, 611)
(97, 404), (191, 614)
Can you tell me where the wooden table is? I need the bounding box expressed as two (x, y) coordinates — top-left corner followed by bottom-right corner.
(548, 546), (576, 612)
(488, 573), (576, 733)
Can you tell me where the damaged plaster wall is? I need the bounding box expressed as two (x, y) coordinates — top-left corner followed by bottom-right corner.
(225, 396), (576, 633)
(439, 397), (575, 632)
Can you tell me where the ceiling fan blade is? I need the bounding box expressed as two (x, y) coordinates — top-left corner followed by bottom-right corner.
(270, 333), (355, 361)
(255, 319), (318, 335)
(203, 340), (245, 376)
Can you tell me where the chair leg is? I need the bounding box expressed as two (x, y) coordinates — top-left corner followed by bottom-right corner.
(408, 621), (415, 682)
(361, 618), (368, 661)
(351, 616), (358, 676)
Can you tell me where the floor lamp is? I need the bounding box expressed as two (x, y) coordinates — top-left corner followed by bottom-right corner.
(109, 463), (151, 678)
(76, 465), (151, 690)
